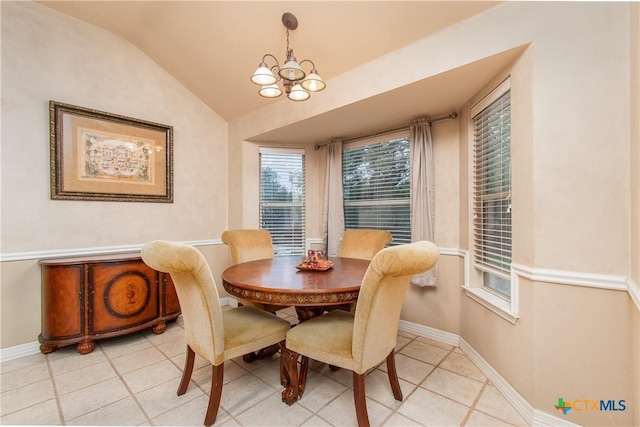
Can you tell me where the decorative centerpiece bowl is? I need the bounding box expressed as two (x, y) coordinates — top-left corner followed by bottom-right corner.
(296, 249), (334, 271)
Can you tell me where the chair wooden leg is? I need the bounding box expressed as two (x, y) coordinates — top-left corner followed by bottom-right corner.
(353, 372), (370, 427)
(204, 363), (224, 426)
(385, 351), (403, 401)
(177, 345), (195, 396)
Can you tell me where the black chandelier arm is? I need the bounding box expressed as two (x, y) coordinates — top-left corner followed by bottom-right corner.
(299, 59), (317, 72)
(261, 53), (281, 68)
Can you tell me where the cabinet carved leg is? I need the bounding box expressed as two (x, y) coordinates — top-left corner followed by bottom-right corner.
(77, 340), (95, 354)
(152, 321), (167, 334)
(39, 344), (56, 354)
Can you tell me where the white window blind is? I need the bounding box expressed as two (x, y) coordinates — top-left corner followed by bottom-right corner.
(342, 137), (410, 244)
(259, 148), (306, 256)
(472, 86), (512, 298)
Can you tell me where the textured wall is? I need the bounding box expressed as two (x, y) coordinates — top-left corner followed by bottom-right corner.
(1, 1), (228, 347)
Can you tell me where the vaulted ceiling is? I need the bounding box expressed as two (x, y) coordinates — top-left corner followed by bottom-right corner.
(38, 1), (519, 144)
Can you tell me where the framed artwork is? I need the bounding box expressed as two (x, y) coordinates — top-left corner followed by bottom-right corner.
(49, 101), (173, 203)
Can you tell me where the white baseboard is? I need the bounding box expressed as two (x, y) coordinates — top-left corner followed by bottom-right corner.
(398, 319), (578, 427)
(0, 341), (42, 363)
(0, 298), (235, 364)
(398, 319), (459, 347)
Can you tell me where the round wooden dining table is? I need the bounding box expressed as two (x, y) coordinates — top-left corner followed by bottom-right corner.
(221, 256), (370, 321)
(221, 256), (371, 404)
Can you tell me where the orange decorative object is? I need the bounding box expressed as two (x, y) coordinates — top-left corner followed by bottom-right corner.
(296, 259), (334, 271)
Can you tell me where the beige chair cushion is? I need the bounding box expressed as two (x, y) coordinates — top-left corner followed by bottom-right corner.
(222, 305), (291, 361)
(286, 241), (439, 374)
(141, 240), (290, 366)
(286, 309), (358, 370)
(339, 229), (393, 261)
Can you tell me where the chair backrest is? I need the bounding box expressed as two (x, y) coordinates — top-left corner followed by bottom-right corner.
(221, 229), (274, 264)
(352, 241), (439, 371)
(141, 240), (225, 364)
(339, 229), (393, 261)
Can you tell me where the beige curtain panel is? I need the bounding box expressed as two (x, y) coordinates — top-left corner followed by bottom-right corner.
(322, 138), (345, 257)
(410, 118), (438, 286)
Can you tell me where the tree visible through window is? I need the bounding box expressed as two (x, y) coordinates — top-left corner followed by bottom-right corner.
(259, 148), (306, 256)
(342, 135), (411, 245)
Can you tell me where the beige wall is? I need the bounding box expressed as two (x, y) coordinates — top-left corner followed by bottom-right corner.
(230, 2), (638, 426)
(456, 3), (636, 426)
(0, 2), (230, 347)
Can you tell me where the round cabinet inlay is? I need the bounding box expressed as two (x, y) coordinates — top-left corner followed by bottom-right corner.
(103, 271), (151, 318)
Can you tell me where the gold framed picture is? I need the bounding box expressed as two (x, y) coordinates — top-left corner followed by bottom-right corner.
(49, 101), (173, 203)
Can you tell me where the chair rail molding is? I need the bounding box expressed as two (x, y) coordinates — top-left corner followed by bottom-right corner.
(448, 250), (638, 313)
(4, 242), (636, 311)
(0, 239), (221, 262)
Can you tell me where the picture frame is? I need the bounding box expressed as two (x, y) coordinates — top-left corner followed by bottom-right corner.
(49, 101), (173, 203)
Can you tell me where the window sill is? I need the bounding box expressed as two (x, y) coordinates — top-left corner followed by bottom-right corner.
(463, 286), (519, 324)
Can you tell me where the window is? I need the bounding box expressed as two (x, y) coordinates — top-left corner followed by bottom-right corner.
(472, 80), (512, 299)
(259, 148), (306, 256)
(342, 133), (410, 245)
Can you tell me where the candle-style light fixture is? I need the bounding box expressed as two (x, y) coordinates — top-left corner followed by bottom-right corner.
(250, 12), (326, 102)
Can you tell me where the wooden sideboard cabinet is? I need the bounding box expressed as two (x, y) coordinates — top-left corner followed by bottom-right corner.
(39, 254), (181, 354)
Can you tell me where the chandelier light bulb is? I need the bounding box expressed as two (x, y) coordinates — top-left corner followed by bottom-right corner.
(251, 64), (277, 86)
(259, 84), (283, 98)
(279, 59), (305, 82)
(288, 83), (311, 101)
(301, 71), (326, 92)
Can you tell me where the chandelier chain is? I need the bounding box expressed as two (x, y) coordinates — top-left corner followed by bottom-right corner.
(285, 28), (291, 57)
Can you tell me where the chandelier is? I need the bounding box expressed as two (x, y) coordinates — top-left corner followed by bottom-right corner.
(250, 12), (326, 102)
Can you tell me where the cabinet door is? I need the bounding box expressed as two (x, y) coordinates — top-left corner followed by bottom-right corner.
(89, 260), (159, 334)
(41, 265), (85, 340)
(162, 273), (181, 317)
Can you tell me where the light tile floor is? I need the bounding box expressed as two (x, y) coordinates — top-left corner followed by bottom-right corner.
(1, 307), (527, 426)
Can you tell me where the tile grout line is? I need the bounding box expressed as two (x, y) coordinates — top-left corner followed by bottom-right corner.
(460, 379), (490, 426)
(45, 352), (66, 425)
(101, 335), (157, 426)
(392, 341), (460, 426)
(132, 327), (207, 424)
(378, 335), (431, 425)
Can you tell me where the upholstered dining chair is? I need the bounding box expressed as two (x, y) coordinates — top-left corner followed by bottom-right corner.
(283, 241), (439, 427)
(221, 229), (274, 265)
(141, 240), (291, 426)
(221, 229), (288, 313)
(339, 229), (393, 261)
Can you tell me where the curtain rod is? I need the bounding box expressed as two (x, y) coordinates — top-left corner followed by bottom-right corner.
(314, 112), (458, 150)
